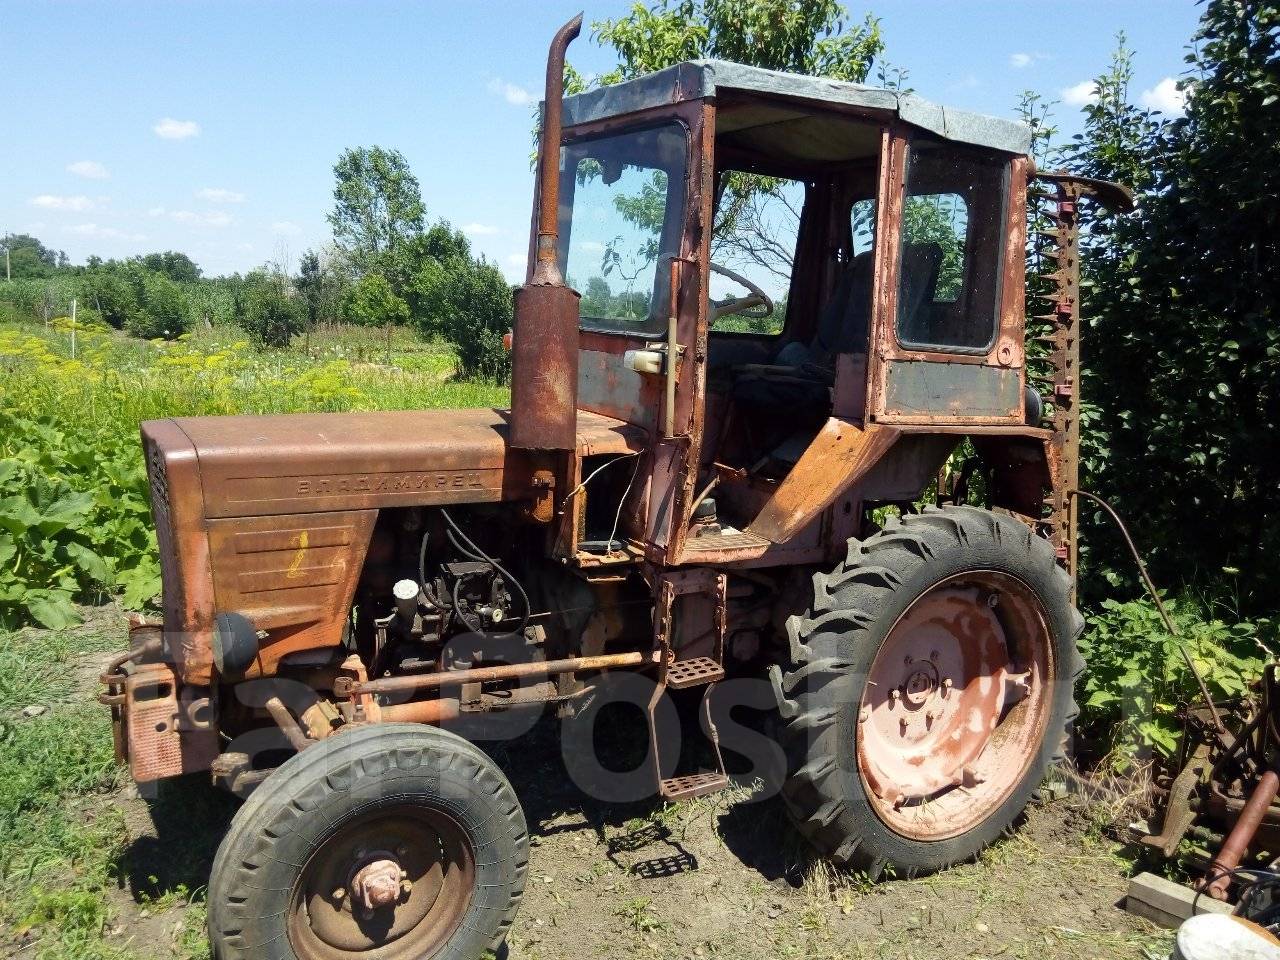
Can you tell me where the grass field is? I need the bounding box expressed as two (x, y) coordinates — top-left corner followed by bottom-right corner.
(0, 318), (509, 630)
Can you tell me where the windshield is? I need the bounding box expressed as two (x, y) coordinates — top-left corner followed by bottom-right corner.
(556, 123), (688, 335)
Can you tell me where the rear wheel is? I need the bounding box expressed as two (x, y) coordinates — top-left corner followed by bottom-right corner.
(770, 505), (1083, 877)
(208, 723), (527, 960)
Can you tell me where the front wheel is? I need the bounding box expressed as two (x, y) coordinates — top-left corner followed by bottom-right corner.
(208, 723), (528, 960)
(770, 505), (1083, 878)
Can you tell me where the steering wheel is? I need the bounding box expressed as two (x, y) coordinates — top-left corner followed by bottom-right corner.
(708, 262), (774, 322)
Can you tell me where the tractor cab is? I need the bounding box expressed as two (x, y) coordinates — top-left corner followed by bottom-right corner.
(542, 62), (1034, 570)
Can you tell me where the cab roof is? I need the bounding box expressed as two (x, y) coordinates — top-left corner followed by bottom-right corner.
(561, 59), (1033, 157)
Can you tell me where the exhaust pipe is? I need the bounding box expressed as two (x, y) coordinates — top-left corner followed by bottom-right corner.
(509, 12), (583, 451)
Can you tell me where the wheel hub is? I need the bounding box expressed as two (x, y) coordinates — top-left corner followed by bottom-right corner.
(350, 853), (406, 913)
(856, 573), (1052, 841)
(289, 806), (475, 960)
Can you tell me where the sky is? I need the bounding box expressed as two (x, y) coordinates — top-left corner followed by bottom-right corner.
(1, 1), (1201, 282)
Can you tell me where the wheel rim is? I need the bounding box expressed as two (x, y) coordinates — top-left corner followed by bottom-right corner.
(287, 804), (475, 960)
(856, 571), (1054, 841)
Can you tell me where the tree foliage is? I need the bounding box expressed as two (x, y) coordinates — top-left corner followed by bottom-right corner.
(591, 0), (883, 84)
(137, 251), (202, 284)
(240, 273), (307, 347)
(342, 272), (410, 330)
(328, 146), (427, 277)
(0, 234), (67, 278)
(123, 271), (190, 340)
(1066, 3), (1280, 611)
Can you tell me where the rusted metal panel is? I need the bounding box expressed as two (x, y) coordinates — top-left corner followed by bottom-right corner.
(510, 284), (582, 450)
(578, 347), (658, 430)
(748, 420), (900, 544)
(168, 409), (522, 518)
(141, 420), (217, 685)
(125, 661), (218, 782)
(881, 359), (1022, 420)
(206, 509), (376, 674)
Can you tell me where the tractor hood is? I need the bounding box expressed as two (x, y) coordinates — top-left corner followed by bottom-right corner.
(143, 407), (643, 520)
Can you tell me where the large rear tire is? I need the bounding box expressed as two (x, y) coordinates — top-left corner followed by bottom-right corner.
(208, 723), (528, 960)
(770, 505), (1083, 878)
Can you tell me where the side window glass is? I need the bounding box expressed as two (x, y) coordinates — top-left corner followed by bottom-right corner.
(558, 124), (688, 335)
(896, 143), (1008, 351)
(708, 175), (804, 335)
(851, 198), (876, 257)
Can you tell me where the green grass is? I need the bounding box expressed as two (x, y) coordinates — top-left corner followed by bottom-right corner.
(0, 626), (142, 958)
(0, 318), (509, 629)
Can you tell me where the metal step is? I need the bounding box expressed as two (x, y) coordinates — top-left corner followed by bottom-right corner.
(659, 772), (729, 801)
(666, 656), (725, 690)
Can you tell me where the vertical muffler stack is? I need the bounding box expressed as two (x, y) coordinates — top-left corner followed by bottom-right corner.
(509, 13), (583, 451)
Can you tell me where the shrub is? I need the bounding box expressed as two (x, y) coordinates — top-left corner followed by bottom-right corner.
(1077, 594), (1274, 763)
(241, 276), (306, 347)
(77, 270), (139, 329)
(343, 273), (410, 329)
(429, 259), (512, 382)
(125, 272), (190, 340)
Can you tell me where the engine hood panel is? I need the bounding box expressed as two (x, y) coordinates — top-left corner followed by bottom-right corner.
(163, 408), (516, 518)
(145, 407), (644, 520)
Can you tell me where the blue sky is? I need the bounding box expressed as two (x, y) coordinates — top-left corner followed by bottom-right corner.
(1, 1), (1201, 280)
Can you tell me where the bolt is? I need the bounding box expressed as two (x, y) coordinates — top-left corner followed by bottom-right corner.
(904, 655), (914, 665)
(397, 845), (409, 858)
(925, 712), (935, 728)
(987, 593), (1000, 608)
(889, 689), (900, 708)
(899, 718), (909, 735)
(332, 887), (346, 903)
(858, 705), (871, 724)
(401, 878), (413, 894)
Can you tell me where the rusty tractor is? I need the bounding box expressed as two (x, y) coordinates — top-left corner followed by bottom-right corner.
(100, 14), (1132, 959)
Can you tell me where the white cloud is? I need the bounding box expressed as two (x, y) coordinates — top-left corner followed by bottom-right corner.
(68, 223), (146, 241)
(153, 117), (200, 140)
(30, 194), (94, 211)
(271, 220), (302, 236)
(1062, 80), (1100, 106)
(503, 252), (528, 280)
(148, 206), (231, 227)
(487, 77), (534, 107)
(1140, 76), (1188, 115)
(463, 222), (500, 236)
(196, 187), (245, 203)
(1010, 53), (1033, 69)
(66, 160), (109, 180)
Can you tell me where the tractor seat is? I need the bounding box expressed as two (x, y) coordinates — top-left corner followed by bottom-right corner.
(731, 251), (874, 411)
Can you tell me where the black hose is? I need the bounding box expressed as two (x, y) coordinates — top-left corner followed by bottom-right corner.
(439, 507), (531, 639)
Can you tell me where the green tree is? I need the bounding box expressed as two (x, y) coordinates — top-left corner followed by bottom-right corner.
(342, 272), (410, 329)
(328, 147), (426, 277)
(137, 251), (202, 283)
(1066, 5), (1280, 610)
(78, 269), (140, 329)
(1, 233), (66, 278)
(241, 273), (306, 347)
(590, 0), (882, 84)
(429, 260), (513, 381)
(295, 249), (346, 329)
(125, 271), (190, 340)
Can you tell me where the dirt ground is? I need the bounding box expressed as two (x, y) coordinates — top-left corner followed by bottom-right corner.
(5, 610), (1171, 960)
(75, 658), (1170, 960)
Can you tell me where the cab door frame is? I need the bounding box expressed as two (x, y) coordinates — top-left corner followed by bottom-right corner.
(865, 126), (1030, 428)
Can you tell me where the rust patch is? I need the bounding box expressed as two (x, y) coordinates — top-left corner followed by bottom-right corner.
(747, 419), (900, 544)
